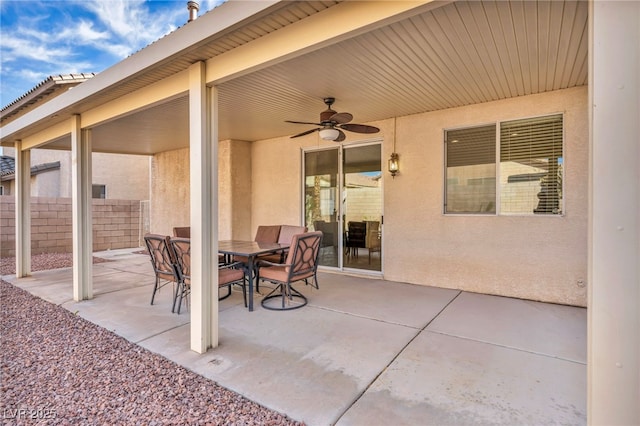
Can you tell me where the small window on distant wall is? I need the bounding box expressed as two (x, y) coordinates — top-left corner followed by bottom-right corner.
(0, 186), (4, 195)
(445, 114), (563, 215)
(92, 184), (106, 199)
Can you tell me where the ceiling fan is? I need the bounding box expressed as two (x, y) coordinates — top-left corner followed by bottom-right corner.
(286, 97), (380, 142)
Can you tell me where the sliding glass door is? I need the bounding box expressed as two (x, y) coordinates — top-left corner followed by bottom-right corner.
(303, 143), (382, 272)
(304, 149), (340, 267)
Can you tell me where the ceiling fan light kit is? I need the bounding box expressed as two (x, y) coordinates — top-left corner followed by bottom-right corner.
(286, 97), (380, 142)
(319, 128), (340, 140)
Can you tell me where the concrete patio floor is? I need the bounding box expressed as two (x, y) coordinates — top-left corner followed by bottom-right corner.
(3, 248), (587, 425)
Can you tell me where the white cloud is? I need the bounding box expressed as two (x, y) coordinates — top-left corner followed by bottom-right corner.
(1, 0), (223, 107)
(0, 33), (73, 64)
(81, 0), (182, 51)
(18, 69), (49, 82)
(61, 19), (110, 43)
(2, 0), (184, 63)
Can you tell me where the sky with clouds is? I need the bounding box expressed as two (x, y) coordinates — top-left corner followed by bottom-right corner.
(0, 0), (225, 109)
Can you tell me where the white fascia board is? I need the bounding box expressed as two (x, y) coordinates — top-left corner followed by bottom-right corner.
(0, 0), (281, 144)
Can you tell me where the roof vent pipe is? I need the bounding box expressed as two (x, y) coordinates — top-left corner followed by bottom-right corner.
(187, 1), (199, 22)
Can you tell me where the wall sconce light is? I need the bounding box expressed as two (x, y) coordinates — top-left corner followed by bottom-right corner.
(388, 152), (399, 178)
(389, 117), (400, 178)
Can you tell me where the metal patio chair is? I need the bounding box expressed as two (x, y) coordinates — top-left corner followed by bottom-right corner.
(170, 237), (247, 314)
(172, 227), (191, 238)
(257, 231), (323, 311)
(143, 233), (180, 307)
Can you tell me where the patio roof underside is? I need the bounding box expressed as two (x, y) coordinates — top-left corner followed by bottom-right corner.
(3, 0), (587, 155)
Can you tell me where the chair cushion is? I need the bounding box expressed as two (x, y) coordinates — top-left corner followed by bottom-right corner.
(277, 225), (307, 244)
(259, 265), (314, 283)
(173, 227), (191, 238)
(219, 268), (244, 286)
(260, 231), (321, 282)
(256, 225), (307, 264)
(254, 225), (281, 243)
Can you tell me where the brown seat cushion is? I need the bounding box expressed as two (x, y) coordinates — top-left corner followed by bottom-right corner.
(277, 225), (307, 244)
(254, 225), (281, 243)
(259, 265), (314, 283)
(258, 225), (307, 263)
(219, 268), (244, 286)
(173, 227), (191, 238)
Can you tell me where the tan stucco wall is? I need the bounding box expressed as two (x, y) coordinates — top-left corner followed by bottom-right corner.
(92, 153), (150, 200)
(219, 140), (252, 240)
(251, 136), (306, 234)
(3, 147), (70, 197)
(2, 148), (150, 200)
(384, 86), (588, 306)
(31, 170), (61, 197)
(250, 86), (588, 306)
(150, 141), (251, 239)
(150, 148), (190, 236)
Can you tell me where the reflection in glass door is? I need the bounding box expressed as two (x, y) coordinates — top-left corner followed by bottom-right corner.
(304, 149), (340, 267)
(303, 144), (382, 272)
(343, 144), (382, 272)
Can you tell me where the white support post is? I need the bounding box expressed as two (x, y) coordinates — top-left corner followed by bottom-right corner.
(588, 1), (640, 424)
(71, 116), (93, 301)
(189, 61), (219, 353)
(14, 141), (31, 277)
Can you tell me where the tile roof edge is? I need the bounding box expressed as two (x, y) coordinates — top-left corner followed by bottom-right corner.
(1, 73), (97, 113)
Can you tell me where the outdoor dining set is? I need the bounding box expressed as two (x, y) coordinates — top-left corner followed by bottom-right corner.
(143, 225), (323, 313)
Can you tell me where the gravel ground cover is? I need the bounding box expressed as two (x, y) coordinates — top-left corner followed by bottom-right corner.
(0, 253), (109, 276)
(0, 255), (303, 425)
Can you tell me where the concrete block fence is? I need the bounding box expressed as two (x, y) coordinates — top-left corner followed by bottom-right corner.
(0, 196), (144, 258)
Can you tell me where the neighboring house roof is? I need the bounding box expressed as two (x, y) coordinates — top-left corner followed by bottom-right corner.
(1, 73), (97, 125)
(0, 155), (14, 176)
(0, 155), (61, 181)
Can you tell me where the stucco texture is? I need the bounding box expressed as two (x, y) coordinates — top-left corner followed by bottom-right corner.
(151, 148), (190, 236)
(382, 87), (588, 306)
(150, 141), (252, 239)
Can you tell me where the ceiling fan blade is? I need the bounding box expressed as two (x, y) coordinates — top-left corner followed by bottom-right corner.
(290, 127), (320, 138)
(330, 112), (353, 124)
(339, 123), (380, 134)
(334, 129), (346, 142)
(286, 120), (322, 126)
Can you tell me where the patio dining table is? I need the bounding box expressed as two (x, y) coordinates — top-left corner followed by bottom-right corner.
(218, 240), (290, 311)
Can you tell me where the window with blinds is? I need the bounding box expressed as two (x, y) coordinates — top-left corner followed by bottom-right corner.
(445, 124), (496, 213)
(444, 113), (564, 215)
(500, 114), (563, 214)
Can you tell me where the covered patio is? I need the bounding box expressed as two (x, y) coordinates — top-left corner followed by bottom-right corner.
(3, 248), (586, 425)
(1, 1), (638, 422)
